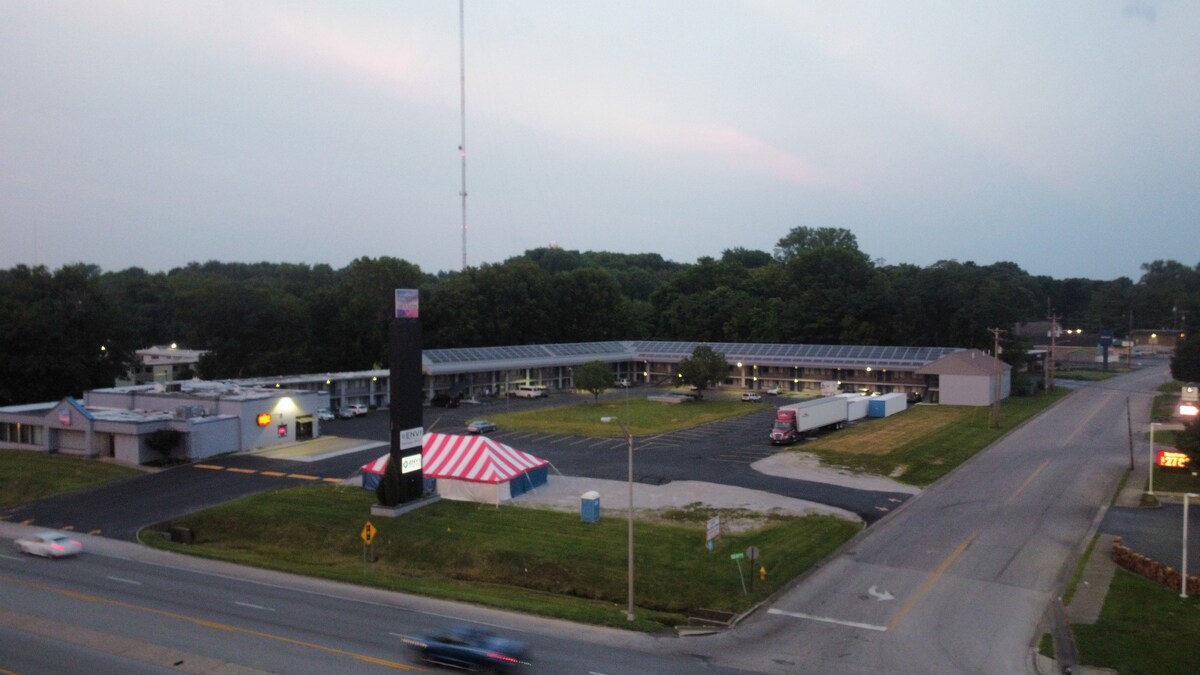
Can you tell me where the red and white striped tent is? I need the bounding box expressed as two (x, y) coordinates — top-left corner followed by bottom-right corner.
(360, 433), (549, 505)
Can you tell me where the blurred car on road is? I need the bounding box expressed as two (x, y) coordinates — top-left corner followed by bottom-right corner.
(15, 531), (83, 558)
(402, 624), (530, 673)
(766, 386), (783, 396)
(315, 407), (334, 421)
(466, 419), (497, 434)
(741, 392), (762, 402)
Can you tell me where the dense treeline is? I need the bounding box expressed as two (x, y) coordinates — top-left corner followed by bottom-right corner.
(1, 227), (1196, 405)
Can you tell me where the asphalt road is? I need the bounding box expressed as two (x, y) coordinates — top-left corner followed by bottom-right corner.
(0, 528), (757, 675)
(693, 364), (1172, 674)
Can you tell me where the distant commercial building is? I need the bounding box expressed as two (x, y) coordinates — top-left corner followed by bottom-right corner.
(0, 381), (322, 465)
(234, 340), (1000, 412)
(1, 340), (1010, 466)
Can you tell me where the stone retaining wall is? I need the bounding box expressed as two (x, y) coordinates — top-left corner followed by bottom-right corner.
(1111, 536), (1200, 597)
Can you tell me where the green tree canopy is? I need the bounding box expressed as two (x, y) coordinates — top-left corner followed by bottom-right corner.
(676, 345), (728, 400)
(574, 360), (614, 403)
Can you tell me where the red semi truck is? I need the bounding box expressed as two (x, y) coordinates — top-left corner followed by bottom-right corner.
(769, 397), (848, 445)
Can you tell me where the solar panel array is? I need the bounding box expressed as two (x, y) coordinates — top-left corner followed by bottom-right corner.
(425, 340), (959, 369)
(628, 341), (960, 368)
(425, 341), (628, 364)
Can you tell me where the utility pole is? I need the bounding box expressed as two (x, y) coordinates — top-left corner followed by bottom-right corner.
(989, 327), (1005, 429)
(1046, 310), (1060, 392)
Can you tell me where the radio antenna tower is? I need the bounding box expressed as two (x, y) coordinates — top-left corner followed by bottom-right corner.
(458, 0), (468, 271)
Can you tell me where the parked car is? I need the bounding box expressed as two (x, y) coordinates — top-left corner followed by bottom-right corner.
(315, 407), (334, 421)
(512, 385), (547, 399)
(15, 531), (83, 558)
(741, 392), (763, 402)
(466, 419), (497, 434)
(430, 393), (461, 408)
(337, 404), (368, 418)
(402, 624), (530, 673)
(766, 386), (783, 396)
(615, 378), (630, 388)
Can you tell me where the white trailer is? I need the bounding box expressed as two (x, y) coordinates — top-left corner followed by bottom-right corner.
(770, 396), (849, 444)
(837, 393), (870, 422)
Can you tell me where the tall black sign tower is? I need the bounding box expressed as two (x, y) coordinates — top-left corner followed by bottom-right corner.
(389, 289), (424, 502)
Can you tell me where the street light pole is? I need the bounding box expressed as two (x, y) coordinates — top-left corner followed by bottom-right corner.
(601, 414), (636, 621)
(1183, 493), (1198, 599)
(625, 424), (635, 621)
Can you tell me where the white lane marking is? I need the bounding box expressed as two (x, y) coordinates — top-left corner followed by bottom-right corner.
(768, 608), (888, 632)
(867, 585), (894, 601)
(0, 554), (25, 562)
(236, 601), (276, 612)
(107, 576), (142, 586)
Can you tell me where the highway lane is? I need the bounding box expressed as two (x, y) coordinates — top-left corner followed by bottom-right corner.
(696, 364), (1169, 674)
(0, 528), (756, 674)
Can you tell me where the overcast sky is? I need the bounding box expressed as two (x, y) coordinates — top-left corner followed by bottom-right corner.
(2, 1), (1196, 280)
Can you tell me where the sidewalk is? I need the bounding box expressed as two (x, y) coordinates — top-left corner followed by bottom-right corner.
(1041, 459), (1150, 675)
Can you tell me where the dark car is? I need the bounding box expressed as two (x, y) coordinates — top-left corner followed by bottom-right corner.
(430, 393), (461, 408)
(402, 624), (530, 673)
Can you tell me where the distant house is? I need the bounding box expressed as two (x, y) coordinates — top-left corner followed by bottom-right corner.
(915, 349), (1011, 406)
(116, 345), (209, 386)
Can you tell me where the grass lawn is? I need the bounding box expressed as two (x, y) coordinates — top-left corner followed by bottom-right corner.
(139, 485), (861, 632)
(799, 388), (1071, 486)
(1073, 567), (1200, 674)
(483, 396), (769, 437)
(0, 450), (144, 508)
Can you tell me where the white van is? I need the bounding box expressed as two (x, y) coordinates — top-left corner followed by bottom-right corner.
(512, 385), (547, 399)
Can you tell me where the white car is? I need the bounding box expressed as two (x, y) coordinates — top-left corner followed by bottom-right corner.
(315, 408), (334, 421)
(741, 392), (763, 402)
(338, 404), (369, 418)
(16, 531), (83, 558)
(766, 386), (783, 396)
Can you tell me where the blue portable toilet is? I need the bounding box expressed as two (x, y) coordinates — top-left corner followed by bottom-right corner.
(580, 490), (600, 522)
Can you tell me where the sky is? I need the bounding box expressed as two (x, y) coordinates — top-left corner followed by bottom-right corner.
(1, 1), (1197, 282)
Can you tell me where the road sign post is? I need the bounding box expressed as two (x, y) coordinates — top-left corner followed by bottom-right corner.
(731, 552), (747, 594)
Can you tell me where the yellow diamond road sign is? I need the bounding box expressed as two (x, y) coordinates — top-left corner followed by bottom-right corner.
(361, 521), (377, 544)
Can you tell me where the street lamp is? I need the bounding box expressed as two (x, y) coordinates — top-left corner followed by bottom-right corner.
(601, 414), (635, 621)
(1149, 422), (1160, 496)
(1183, 493), (1198, 599)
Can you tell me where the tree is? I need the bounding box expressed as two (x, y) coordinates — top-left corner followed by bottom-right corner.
(676, 345), (727, 400)
(1175, 416), (1200, 471)
(1171, 337), (1200, 383)
(574, 360), (614, 403)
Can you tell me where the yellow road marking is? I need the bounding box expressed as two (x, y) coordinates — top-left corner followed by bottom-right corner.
(225, 468), (257, 474)
(194, 464), (223, 470)
(260, 471), (287, 477)
(0, 573), (420, 670)
(323, 478), (342, 484)
(21, 519), (33, 525)
(1006, 458), (1051, 505)
(287, 474), (319, 480)
(89, 529), (102, 535)
(61, 525), (74, 531)
(888, 530), (979, 630)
